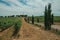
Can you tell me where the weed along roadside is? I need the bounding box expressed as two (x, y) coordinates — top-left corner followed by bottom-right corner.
(12, 19), (22, 37)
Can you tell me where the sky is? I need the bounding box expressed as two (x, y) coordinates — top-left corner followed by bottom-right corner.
(0, 0), (60, 16)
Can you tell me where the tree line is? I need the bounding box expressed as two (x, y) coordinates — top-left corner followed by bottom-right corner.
(24, 3), (54, 30)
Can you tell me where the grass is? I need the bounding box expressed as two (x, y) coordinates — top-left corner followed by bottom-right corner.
(0, 17), (22, 32)
(51, 28), (60, 35)
(29, 16), (60, 22)
(12, 18), (22, 36)
(54, 16), (60, 22)
(0, 17), (22, 40)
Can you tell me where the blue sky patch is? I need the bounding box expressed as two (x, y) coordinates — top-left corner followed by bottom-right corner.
(0, 0), (11, 6)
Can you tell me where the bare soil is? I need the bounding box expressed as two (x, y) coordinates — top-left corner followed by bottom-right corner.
(12, 18), (60, 40)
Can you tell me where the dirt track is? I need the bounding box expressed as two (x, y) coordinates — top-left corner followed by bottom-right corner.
(13, 18), (60, 40)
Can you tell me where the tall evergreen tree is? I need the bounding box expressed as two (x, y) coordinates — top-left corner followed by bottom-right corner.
(47, 3), (52, 30)
(37, 17), (39, 23)
(44, 3), (52, 30)
(51, 14), (54, 24)
(44, 6), (48, 30)
(27, 17), (29, 23)
(32, 15), (34, 24)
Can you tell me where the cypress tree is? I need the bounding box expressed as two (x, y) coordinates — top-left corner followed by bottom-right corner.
(0, 22), (1, 26)
(44, 6), (48, 30)
(47, 3), (52, 30)
(37, 17), (39, 23)
(24, 17), (26, 21)
(51, 14), (54, 24)
(28, 17), (29, 23)
(32, 15), (34, 24)
(44, 3), (52, 30)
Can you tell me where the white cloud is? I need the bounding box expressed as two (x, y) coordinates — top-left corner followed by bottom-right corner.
(0, 0), (60, 16)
